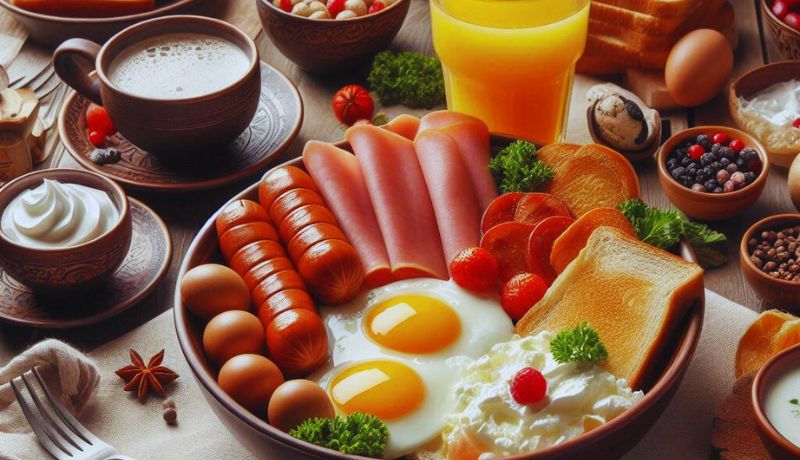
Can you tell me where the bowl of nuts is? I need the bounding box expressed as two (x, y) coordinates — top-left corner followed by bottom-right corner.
(741, 214), (800, 309)
(256, 0), (410, 73)
(657, 126), (769, 221)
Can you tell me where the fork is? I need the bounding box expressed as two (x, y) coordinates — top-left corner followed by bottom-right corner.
(10, 368), (136, 460)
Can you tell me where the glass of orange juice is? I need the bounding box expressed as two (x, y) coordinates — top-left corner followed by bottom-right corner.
(430, 0), (590, 144)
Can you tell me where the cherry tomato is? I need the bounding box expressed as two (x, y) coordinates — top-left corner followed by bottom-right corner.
(85, 104), (116, 136)
(480, 192), (524, 234)
(785, 12), (800, 31)
(368, 1), (385, 13)
(480, 222), (534, 282)
(500, 273), (547, 321)
(773, 0), (790, 19)
(87, 129), (105, 147)
(513, 193), (571, 227)
(510, 367), (547, 405)
(527, 215), (575, 285)
(729, 139), (745, 153)
(449, 247), (499, 292)
(332, 84), (374, 126)
(279, 0), (292, 12)
(793, 118), (800, 129)
(327, 0), (346, 17)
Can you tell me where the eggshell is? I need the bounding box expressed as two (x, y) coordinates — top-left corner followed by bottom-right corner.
(180, 264), (250, 320)
(218, 354), (284, 417)
(203, 311), (265, 365)
(267, 379), (335, 432)
(665, 29), (733, 107)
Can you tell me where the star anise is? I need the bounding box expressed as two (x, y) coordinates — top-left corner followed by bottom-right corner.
(115, 349), (179, 403)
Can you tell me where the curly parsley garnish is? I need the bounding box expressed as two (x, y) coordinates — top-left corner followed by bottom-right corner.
(289, 413), (389, 458)
(489, 140), (554, 194)
(550, 322), (608, 364)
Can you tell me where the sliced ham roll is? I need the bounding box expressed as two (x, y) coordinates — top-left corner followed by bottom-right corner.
(418, 111), (497, 211)
(414, 130), (482, 265)
(302, 141), (393, 287)
(383, 114), (420, 141)
(346, 125), (448, 280)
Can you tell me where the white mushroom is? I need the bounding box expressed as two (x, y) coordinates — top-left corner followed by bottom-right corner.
(344, 0), (367, 16)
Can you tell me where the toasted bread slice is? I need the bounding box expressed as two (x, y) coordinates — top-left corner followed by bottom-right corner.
(592, 0), (701, 18)
(549, 208), (636, 274)
(515, 227), (704, 389)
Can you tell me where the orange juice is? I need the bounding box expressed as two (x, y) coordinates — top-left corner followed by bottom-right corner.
(430, 0), (590, 143)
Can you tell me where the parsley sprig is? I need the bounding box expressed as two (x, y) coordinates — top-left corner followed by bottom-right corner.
(289, 413), (388, 458)
(550, 322), (608, 364)
(489, 140), (554, 194)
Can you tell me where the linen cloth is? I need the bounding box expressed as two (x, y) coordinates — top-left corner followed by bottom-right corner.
(0, 290), (760, 459)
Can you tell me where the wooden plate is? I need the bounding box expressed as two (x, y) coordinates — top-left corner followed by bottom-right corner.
(59, 61), (303, 192)
(0, 198), (172, 329)
(0, 0), (199, 47)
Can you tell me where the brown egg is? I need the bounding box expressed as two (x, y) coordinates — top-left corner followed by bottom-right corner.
(203, 311), (265, 365)
(218, 354), (284, 417)
(665, 29), (733, 107)
(180, 264), (250, 320)
(267, 379), (335, 432)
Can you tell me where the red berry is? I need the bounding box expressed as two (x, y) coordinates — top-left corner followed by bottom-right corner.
(729, 139), (745, 153)
(712, 133), (730, 145)
(279, 0), (292, 11)
(85, 103), (116, 136)
(510, 367), (547, 405)
(332, 84), (374, 126)
(368, 1), (385, 13)
(450, 247), (500, 292)
(784, 0), (800, 10)
(500, 273), (547, 321)
(774, 0), (790, 19)
(327, 0), (346, 17)
(688, 144), (704, 160)
(793, 117), (800, 128)
(88, 129), (105, 147)
(785, 12), (800, 31)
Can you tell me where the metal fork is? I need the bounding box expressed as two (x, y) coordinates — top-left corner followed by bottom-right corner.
(10, 368), (136, 460)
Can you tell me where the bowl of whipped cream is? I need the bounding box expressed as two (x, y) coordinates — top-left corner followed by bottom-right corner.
(0, 169), (131, 291)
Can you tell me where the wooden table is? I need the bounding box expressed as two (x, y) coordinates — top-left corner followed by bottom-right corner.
(0, 0), (795, 362)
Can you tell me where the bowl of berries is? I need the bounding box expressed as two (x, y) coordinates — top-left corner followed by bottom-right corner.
(658, 126), (769, 221)
(763, 0), (800, 60)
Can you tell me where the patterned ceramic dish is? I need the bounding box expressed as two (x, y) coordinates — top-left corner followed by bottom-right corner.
(763, 0), (800, 60)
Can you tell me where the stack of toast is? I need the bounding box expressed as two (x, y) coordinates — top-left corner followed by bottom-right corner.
(578, 0), (736, 75)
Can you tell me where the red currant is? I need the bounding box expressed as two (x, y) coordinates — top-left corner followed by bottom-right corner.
(327, 0), (346, 17)
(688, 144), (704, 160)
(88, 129), (105, 147)
(729, 139), (745, 153)
(368, 1), (385, 13)
(450, 247), (500, 292)
(712, 133), (730, 145)
(510, 367), (547, 405)
(279, 0), (292, 12)
(793, 118), (800, 129)
(773, 0), (790, 19)
(785, 12), (800, 31)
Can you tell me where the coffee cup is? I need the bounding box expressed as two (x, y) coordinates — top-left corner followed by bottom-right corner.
(53, 15), (260, 157)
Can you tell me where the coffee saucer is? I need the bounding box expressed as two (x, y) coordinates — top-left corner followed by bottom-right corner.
(0, 198), (172, 329)
(58, 61), (303, 191)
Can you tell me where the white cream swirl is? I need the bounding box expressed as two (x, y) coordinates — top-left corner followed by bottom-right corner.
(1, 179), (120, 249)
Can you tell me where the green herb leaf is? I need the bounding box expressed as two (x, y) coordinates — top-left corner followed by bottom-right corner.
(290, 413), (389, 458)
(367, 51), (445, 109)
(488, 140), (554, 193)
(791, 398), (799, 405)
(550, 322), (608, 364)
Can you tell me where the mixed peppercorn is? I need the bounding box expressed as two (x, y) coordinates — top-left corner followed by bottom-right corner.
(665, 133), (762, 193)
(748, 226), (800, 282)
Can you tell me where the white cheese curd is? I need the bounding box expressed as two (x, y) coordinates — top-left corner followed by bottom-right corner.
(1, 179), (119, 249)
(739, 79), (800, 127)
(442, 332), (643, 457)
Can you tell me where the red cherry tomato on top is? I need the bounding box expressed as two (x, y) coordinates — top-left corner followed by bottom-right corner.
(510, 367), (547, 405)
(794, 118), (800, 129)
(513, 193), (571, 227)
(449, 247), (499, 292)
(481, 193), (524, 234)
(86, 103), (116, 136)
(480, 222), (534, 283)
(368, 1), (386, 13)
(527, 215), (575, 285)
(773, 0), (790, 19)
(785, 12), (800, 31)
(332, 84), (374, 126)
(501, 273), (548, 321)
(87, 129), (105, 147)
(279, 0), (292, 11)
(327, 0), (346, 17)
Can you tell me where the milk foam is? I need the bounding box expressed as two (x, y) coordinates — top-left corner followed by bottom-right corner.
(108, 33), (250, 99)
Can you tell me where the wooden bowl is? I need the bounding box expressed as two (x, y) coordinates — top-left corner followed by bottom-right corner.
(256, 0), (410, 73)
(729, 60), (800, 168)
(0, 169), (132, 291)
(740, 214), (800, 309)
(657, 126), (769, 221)
(0, 0), (198, 47)
(762, 0), (800, 61)
(174, 135), (705, 460)
(752, 343), (800, 459)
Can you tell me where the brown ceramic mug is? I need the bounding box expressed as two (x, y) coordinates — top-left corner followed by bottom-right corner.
(53, 15), (261, 157)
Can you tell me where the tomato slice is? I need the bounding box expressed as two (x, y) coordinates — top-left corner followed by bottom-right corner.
(480, 222), (535, 282)
(527, 216), (575, 285)
(481, 193), (524, 234)
(513, 193), (571, 227)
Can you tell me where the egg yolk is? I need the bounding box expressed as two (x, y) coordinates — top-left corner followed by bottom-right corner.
(329, 360), (425, 420)
(365, 294), (461, 354)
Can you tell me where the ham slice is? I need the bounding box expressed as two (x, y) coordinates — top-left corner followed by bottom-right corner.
(418, 111), (498, 211)
(302, 141), (393, 287)
(414, 130), (482, 265)
(346, 125), (448, 280)
(383, 114), (420, 141)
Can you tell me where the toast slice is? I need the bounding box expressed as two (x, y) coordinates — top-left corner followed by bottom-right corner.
(592, 0), (702, 18)
(515, 227), (704, 389)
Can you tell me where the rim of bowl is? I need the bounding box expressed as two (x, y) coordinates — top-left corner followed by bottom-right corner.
(752, 343), (800, 456)
(95, 15), (259, 104)
(731, 60), (800, 98)
(0, 0), (196, 24)
(174, 155), (705, 460)
(0, 168), (129, 253)
(740, 213), (800, 289)
(657, 125), (770, 200)
(762, 0), (800, 35)
(258, 0), (407, 22)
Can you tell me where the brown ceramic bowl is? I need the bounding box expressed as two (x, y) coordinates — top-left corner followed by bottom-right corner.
(740, 214), (800, 309)
(0, 169), (132, 291)
(0, 0), (198, 48)
(256, 0), (410, 73)
(657, 126), (769, 221)
(174, 135), (705, 460)
(729, 61), (800, 168)
(53, 15), (261, 157)
(763, 0), (800, 60)
(752, 344), (800, 460)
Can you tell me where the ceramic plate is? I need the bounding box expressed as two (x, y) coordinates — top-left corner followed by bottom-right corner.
(0, 198), (172, 329)
(59, 61), (303, 192)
